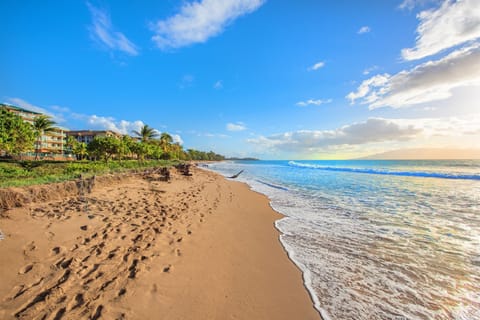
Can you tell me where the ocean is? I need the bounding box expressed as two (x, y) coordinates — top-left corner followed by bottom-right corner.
(206, 160), (480, 320)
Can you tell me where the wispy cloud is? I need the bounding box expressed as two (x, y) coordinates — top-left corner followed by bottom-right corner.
(296, 99), (332, 107)
(179, 74), (195, 88)
(87, 2), (139, 56)
(6, 98), (67, 123)
(213, 80), (223, 89)
(193, 131), (230, 138)
(357, 26), (371, 34)
(150, 0), (265, 50)
(347, 44), (480, 109)
(398, 0), (441, 11)
(50, 105), (70, 113)
(308, 61), (325, 71)
(401, 0), (480, 61)
(6, 97), (48, 114)
(363, 65), (379, 75)
(226, 122), (247, 131)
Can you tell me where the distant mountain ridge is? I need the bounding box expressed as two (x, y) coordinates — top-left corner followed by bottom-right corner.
(356, 148), (480, 160)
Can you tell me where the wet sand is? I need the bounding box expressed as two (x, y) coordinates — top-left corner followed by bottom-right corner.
(0, 166), (320, 319)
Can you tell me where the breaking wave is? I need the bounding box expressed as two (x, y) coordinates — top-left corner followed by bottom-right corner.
(288, 161), (480, 180)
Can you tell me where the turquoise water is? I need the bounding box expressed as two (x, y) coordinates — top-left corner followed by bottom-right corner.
(207, 160), (480, 320)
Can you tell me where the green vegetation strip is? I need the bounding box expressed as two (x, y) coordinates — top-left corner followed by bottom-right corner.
(0, 160), (179, 188)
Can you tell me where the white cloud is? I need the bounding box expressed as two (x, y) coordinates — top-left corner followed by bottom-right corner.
(308, 61), (325, 71)
(247, 115), (480, 154)
(213, 80), (223, 89)
(248, 118), (422, 152)
(296, 99), (332, 107)
(357, 26), (371, 34)
(226, 122), (247, 131)
(86, 115), (145, 135)
(150, 0), (265, 50)
(346, 74), (390, 105)
(87, 2), (139, 56)
(347, 44), (480, 109)
(401, 0), (480, 61)
(171, 134), (184, 145)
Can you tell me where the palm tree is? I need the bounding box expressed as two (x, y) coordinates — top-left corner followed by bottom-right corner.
(33, 115), (56, 160)
(159, 132), (173, 153)
(132, 124), (158, 142)
(74, 142), (88, 160)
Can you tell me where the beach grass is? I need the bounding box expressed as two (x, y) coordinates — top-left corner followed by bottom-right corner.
(0, 160), (179, 188)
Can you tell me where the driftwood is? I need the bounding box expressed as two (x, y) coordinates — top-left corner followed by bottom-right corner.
(228, 170), (244, 179)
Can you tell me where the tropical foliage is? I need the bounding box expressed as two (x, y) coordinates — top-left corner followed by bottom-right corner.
(66, 136), (88, 160)
(132, 124), (158, 142)
(0, 159), (178, 188)
(32, 115), (57, 160)
(0, 109), (36, 157)
(0, 109), (226, 163)
(84, 128), (225, 162)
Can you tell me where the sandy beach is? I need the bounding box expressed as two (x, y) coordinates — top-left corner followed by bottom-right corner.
(0, 166), (319, 319)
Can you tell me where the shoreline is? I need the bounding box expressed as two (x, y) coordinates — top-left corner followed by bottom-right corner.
(205, 165), (327, 319)
(0, 166), (320, 319)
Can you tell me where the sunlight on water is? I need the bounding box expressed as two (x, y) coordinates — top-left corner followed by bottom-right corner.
(208, 160), (480, 320)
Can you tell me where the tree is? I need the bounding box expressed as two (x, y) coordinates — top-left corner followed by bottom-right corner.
(132, 124), (158, 142)
(87, 136), (121, 162)
(170, 142), (184, 160)
(32, 115), (56, 160)
(74, 142), (88, 160)
(66, 136), (88, 160)
(159, 132), (173, 153)
(185, 148), (225, 161)
(0, 109), (35, 157)
(129, 141), (151, 161)
(121, 135), (135, 160)
(66, 136), (78, 156)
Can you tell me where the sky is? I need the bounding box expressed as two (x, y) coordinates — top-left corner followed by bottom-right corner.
(1, 0), (479, 159)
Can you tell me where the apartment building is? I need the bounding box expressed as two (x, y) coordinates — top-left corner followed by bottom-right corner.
(1, 103), (40, 125)
(0, 103), (68, 154)
(67, 130), (122, 144)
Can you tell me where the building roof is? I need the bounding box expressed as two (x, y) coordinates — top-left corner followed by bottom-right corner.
(67, 130), (121, 136)
(0, 103), (42, 115)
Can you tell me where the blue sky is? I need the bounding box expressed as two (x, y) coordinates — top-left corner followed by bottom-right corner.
(1, 0), (479, 159)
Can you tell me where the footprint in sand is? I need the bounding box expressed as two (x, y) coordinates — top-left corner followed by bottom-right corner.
(18, 264), (33, 274)
(51, 246), (62, 255)
(24, 241), (36, 252)
(68, 293), (84, 310)
(45, 231), (55, 240)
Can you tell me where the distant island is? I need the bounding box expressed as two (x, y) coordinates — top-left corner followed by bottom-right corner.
(356, 148), (480, 160)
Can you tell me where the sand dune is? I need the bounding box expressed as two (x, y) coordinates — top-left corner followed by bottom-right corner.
(0, 167), (319, 319)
